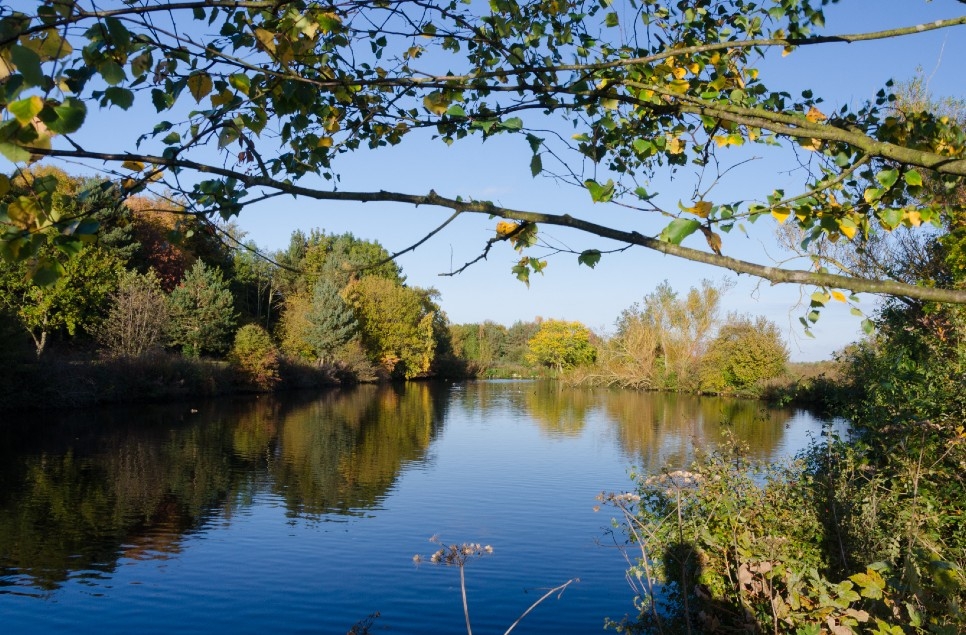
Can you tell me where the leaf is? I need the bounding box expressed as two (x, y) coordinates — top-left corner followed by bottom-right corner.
(861, 318), (874, 335)
(104, 87), (134, 109)
(122, 160), (145, 171)
(904, 170), (923, 187)
(685, 200), (712, 218)
(878, 207), (902, 230)
(578, 249), (601, 268)
(99, 60), (126, 86)
(659, 218), (700, 245)
(876, 168), (899, 189)
(422, 91), (449, 115)
(188, 72), (214, 103)
(39, 98), (87, 134)
(10, 45), (43, 86)
(831, 290), (847, 302)
(253, 28), (276, 54)
(605, 11), (619, 27)
(839, 217), (858, 240)
(771, 207), (791, 223)
(29, 258), (66, 286)
(8, 95), (44, 125)
(811, 291), (830, 306)
(445, 104), (466, 117)
(530, 153), (542, 177)
(805, 106), (826, 122)
(229, 73), (251, 94)
(585, 179), (615, 203)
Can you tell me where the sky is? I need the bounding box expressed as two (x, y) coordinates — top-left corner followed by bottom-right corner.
(6, 0), (966, 361)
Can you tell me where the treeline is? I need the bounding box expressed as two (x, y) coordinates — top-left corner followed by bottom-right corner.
(0, 167), (472, 407)
(1, 167), (788, 408)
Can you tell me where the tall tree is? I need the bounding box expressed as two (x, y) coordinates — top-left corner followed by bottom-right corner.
(2, 2), (966, 308)
(304, 278), (357, 365)
(525, 319), (597, 372)
(167, 261), (237, 357)
(344, 276), (442, 379)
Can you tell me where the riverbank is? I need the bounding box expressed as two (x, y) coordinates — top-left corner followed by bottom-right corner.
(0, 353), (347, 411)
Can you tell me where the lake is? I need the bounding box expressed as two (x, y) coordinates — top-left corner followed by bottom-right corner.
(0, 381), (841, 634)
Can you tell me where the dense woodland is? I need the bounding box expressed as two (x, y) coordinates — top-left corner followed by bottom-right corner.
(0, 166), (792, 409)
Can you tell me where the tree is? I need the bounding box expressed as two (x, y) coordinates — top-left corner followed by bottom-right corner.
(167, 260), (237, 357)
(304, 278), (357, 365)
(525, 319), (597, 372)
(608, 280), (728, 391)
(230, 323), (280, 390)
(698, 314), (789, 395)
(96, 269), (169, 358)
(344, 276), (442, 379)
(2, 2), (966, 308)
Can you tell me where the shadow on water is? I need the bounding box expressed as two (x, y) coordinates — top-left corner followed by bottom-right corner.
(0, 384), (448, 593)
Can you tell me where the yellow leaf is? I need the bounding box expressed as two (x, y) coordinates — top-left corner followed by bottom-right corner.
(782, 46), (794, 57)
(687, 201), (712, 218)
(187, 72), (213, 103)
(317, 136), (333, 148)
(666, 136), (684, 154)
(806, 106), (827, 123)
(799, 137), (822, 151)
(601, 97), (619, 110)
(253, 28), (276, 54)
(704, 228), (722, 255)
(839, 218), (858, 240)
(671, 66), (687, 79)
(496, 220), (518, 237)
(713, 135), (731, 148)
(771, 207), (791, 223)
(422, 92), (449, 116)
(905, 210), (922, 227)
(831, 290), (847, 303)
(688, 62), (701, 74)
(121, 160), (145, 172)
(668, 79), (690, 94)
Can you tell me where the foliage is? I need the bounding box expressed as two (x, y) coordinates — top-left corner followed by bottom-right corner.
(603, 440), (937, 634)
(96, 269), (169, 358)
(525, 319), (597, 372)
(591, 280), (728, 391)
(344, 276), (442, 379)
(167, 260), (237, 357)
(0, 242), (122, 357)
(698, 314), (789, 395)
(3, 1), (965, 306)
(304, 278), (357, 364)
(229, 323), (280, 390)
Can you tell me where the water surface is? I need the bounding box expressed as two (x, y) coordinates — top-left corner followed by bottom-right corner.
(0, 381), (839, 634)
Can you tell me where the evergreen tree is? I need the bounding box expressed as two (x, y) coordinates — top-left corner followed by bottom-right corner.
(305, 278), (357, 365)
(167, 261), (237, 357)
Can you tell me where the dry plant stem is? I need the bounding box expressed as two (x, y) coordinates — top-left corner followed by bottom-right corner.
(459, 564), (472, 635)
(502, 579), (578, 635)
(617, 501), (666, 632)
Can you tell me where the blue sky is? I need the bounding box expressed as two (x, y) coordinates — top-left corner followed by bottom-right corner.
(6, 0), (966, 361)
(234, 1), (966, 361)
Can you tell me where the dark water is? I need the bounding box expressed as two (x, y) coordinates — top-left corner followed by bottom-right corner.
(0, 381), (841, 634)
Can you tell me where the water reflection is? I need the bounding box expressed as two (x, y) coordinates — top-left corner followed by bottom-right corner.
(0, 381), (823, 599)
(0, 384), (447, 593)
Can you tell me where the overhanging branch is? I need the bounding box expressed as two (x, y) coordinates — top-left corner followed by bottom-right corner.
(27, 146), (966, 305)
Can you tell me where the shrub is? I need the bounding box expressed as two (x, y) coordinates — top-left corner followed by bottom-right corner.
(698, 314), (788, 395)
(229, 324), (280, 391)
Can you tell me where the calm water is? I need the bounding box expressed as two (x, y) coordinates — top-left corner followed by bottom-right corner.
(0, 381), (840, 634)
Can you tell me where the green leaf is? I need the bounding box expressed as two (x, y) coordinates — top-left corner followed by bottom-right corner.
(878, 207), (902, 230)
(904, 170), (923, 187)
(10, 45), (44, 86)
(104, 87), (134, 110)
(585, 178), (615, 203)
(501, 117), (523, 131)
(99, 60), (126, 86)
(876, 168), (899, 189)
(659, 218), (700, 244)
(861, 318), (874, 335)
(605, 12), (620, 27)
(578, 249), (601, 268)
(104, 17), (132, 49)
(39, 98), (87, 134)
(29, 258), (66, 286)
(229, 73), (251, 94)
(444, 104), (466, 117)
(530, 153), (542, 177)
(151, 89), (174, 112)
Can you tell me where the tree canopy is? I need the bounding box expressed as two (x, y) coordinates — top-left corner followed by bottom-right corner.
(2, 0), (966, 306)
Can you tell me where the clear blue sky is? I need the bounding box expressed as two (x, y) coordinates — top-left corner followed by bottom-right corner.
(7, 1), (966, 361)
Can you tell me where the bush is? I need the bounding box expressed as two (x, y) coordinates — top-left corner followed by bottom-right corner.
(698, 314), (788, 396)
(229, 324), (280, 391)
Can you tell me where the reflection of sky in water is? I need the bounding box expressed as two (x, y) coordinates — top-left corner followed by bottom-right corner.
(0, 382), (840, 635)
